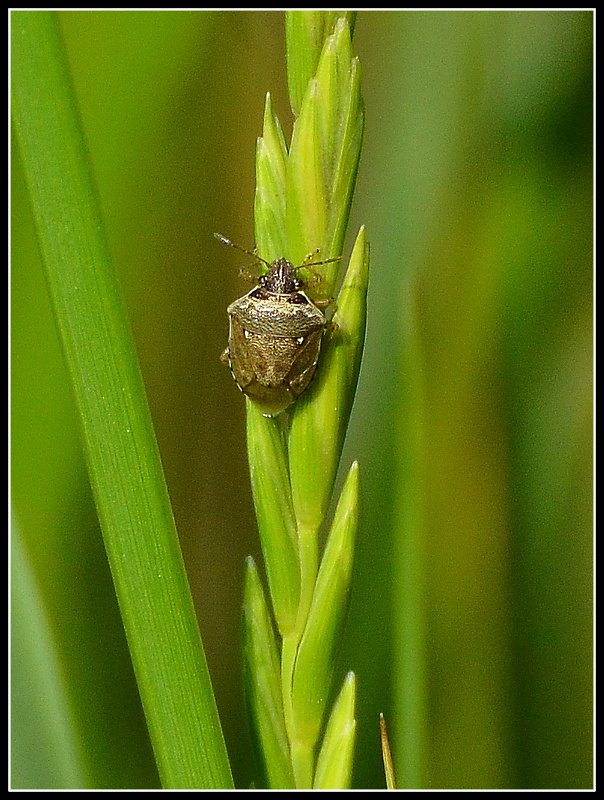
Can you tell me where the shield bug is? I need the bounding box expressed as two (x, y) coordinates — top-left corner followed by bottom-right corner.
(216, 234), (338, 416)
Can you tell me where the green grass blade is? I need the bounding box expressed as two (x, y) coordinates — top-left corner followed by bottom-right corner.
(394, 289), (427, 787)
(286, 79), (328, 266)
(286, 17), (364, 291)
(255, 93), (288, 262)
(242, 557), (295, 789)
(246, 400), (300, 636)
(11, 10), (232, 789)
(313, 672), (356, 790)
(313, 19), (364, 263)
(286, 11), (357, 117)
(291, 461), (359, 750)
(11, 516), (87, 789)
(289, 227), (370, 533)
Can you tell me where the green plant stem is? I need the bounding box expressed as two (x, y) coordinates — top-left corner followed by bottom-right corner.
(12, 10), (232, 789)
(280, 535), (316, 790)
(290, 736), (314, 790)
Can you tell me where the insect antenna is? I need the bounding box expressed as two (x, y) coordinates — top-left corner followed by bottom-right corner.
(299, 249), (342, 270)
(214, 233), (272, 269)
(295, 252), (342, 292)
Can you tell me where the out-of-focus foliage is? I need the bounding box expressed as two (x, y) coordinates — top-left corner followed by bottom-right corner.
(12, 10), (592, 789)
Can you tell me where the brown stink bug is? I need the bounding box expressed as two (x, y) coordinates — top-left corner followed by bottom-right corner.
(216, 234), (339, 416)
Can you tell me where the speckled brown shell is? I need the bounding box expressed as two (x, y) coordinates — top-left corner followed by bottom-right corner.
(224, 280), (326, 416)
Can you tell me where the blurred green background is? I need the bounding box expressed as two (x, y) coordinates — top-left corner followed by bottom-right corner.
(11, 10), (592, 789)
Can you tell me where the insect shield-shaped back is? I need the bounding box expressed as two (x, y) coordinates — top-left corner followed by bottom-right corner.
(218, 237), (328, 416)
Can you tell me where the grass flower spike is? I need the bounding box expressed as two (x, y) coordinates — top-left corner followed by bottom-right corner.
(241, 12), (369, 789)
